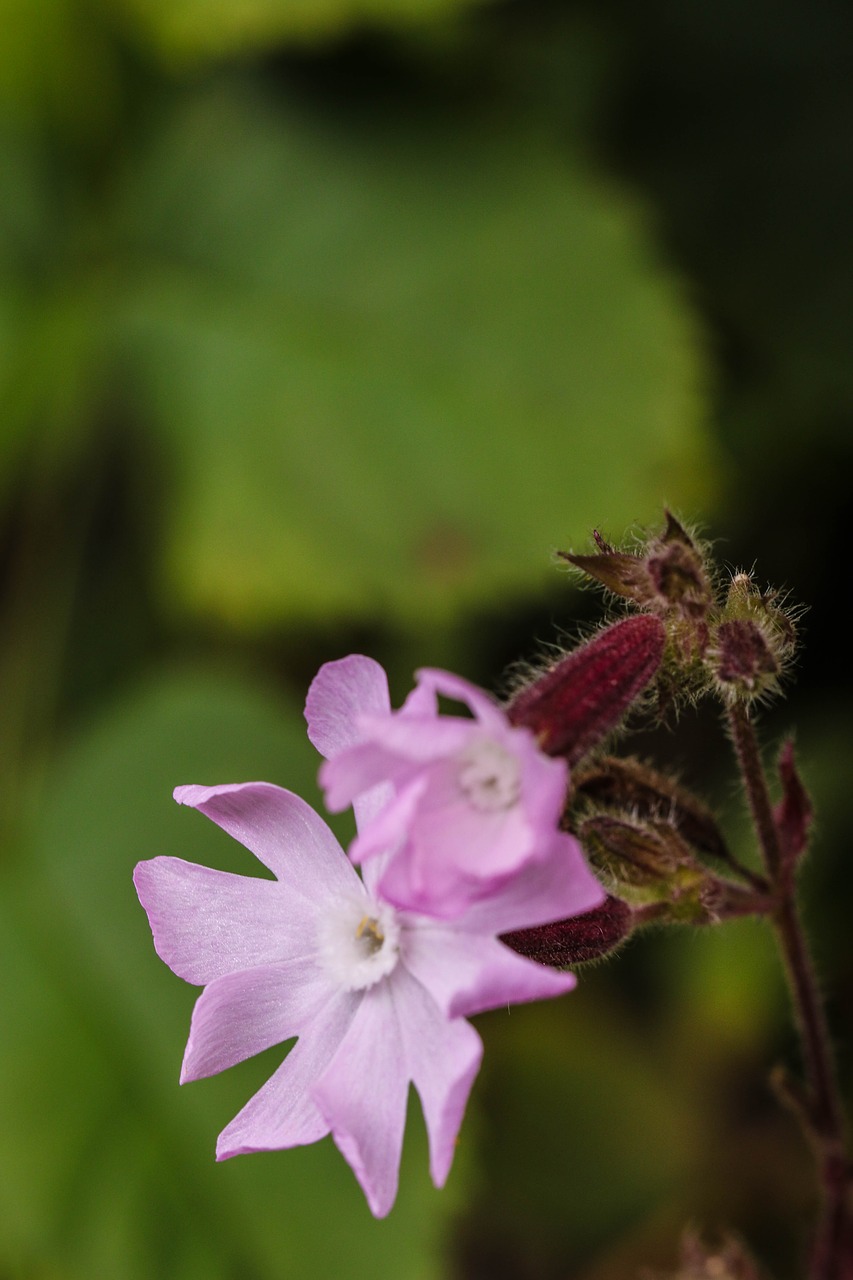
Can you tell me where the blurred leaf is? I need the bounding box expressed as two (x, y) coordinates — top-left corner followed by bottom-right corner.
(0, 0), (119, 137)
(466, 992), (698, 1269)
(114, 84), (715, 629)
(0, 667), (460, 1277)
(109, 0), (488, 65)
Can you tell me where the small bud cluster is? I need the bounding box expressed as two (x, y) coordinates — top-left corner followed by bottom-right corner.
(563, 513), (799, 708)
(572, 757), (768, 927)
(500, 511), (799, 968)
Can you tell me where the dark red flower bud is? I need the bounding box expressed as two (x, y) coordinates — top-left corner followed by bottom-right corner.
(506, 616), (665, 764)
(502, 894), (633, 967)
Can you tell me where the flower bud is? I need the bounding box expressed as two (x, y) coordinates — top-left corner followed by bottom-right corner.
(506, 616), (665, 764)
(574, 755), (729, 863)
(710, 572), (798, 703)
(502, 894), (633, 967)
(713, 618), (778, 696)
(576, 814), (765, 924)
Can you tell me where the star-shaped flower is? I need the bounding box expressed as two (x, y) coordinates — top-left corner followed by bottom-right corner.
(309, 655), (575, 919)
(134, 779), (601, 1216)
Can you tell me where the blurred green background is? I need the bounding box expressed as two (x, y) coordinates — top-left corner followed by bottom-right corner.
(2, 0), (852, 1275)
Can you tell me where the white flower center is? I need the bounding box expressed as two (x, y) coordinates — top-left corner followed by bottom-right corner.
(457, 738), (521, 812)
(317, 894), (401, 992)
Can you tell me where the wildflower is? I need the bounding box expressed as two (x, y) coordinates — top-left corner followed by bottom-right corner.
(310, 656), (577, 918)
(134, 778), (602, 1217)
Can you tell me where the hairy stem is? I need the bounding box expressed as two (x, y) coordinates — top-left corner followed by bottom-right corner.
(727, 703), (849, 1279)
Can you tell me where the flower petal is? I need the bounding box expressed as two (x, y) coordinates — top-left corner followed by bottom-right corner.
(312, 984), (409, 1218)
(349, 774), (426, 863)
(173, 782), (359, 900)
(216, 990), (360, 1159)
(319, 741), (412, 815)
(134, 857), (311, 985)
(392, 967), (482, 1188)
(457, 832), (606, 936)
(415, 667), (507, 732)
(305, 654), (391, 757)
(402, 925), (576, 1019)
(305, 655), (395, 830)
(181, 958), (332, 1083)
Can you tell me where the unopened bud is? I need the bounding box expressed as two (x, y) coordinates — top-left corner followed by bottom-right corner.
(506, 616), (665, 764)
(502, 894), (633, 967)
(574, 755), (730, 864)
(710, 574), (797, 703)
(713, 618), (778, 697)
(577, 813), (764, 924)
(580, 813), (687, 888)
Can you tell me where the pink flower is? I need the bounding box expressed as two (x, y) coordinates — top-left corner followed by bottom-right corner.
(309, 656), (579, 919)
(134, 778), (600, 1217)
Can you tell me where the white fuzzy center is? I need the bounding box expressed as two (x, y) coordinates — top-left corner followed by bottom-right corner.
(318, 895), (401, 992)
(457, 738), (521, 812)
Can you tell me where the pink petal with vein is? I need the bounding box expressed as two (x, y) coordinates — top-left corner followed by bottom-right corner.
(216, 991), (360, 1159)
(181, 958), (331, 1082)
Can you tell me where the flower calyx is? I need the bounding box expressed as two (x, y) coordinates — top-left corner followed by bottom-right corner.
(709, 572), (798, 705)
(562, 511), (714, 625)
(573, 755), (730, 865)
(576, 810), (770, 927)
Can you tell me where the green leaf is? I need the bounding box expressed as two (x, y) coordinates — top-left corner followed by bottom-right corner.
(108, 0), (487, 66)
(2, 667), (461, 1277)
(116, 85), (716, 630)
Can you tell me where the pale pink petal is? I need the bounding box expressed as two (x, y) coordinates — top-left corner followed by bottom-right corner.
(517, 741), (570, 830)
(402, 925), (576, 1019)
(173, 782), (358, 900)
(349, 774), (427, 864)
(399, 681), (437, 717)
(376, 802), (534, 919)
(181, 958), (332, 1082)
(305, 655), (390, 757)
(408, 795), (532, 879)
(319, 741), (413, 814)
(415, 668), (507, 732)
(312, 984), (409, 1218)
(305, 655), (394, 829)
(392, 967), (483, 1188)
(354, 712), (472, 761)
(216, 991), (360, 1159)
(134, 858), (311, 985)
(457, 832), (605, 936)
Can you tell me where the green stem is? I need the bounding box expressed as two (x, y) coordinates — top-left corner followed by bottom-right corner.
(727, 703), (849, 1279)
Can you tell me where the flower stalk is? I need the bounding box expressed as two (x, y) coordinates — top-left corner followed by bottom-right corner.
(728, 702), (850, 1280)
